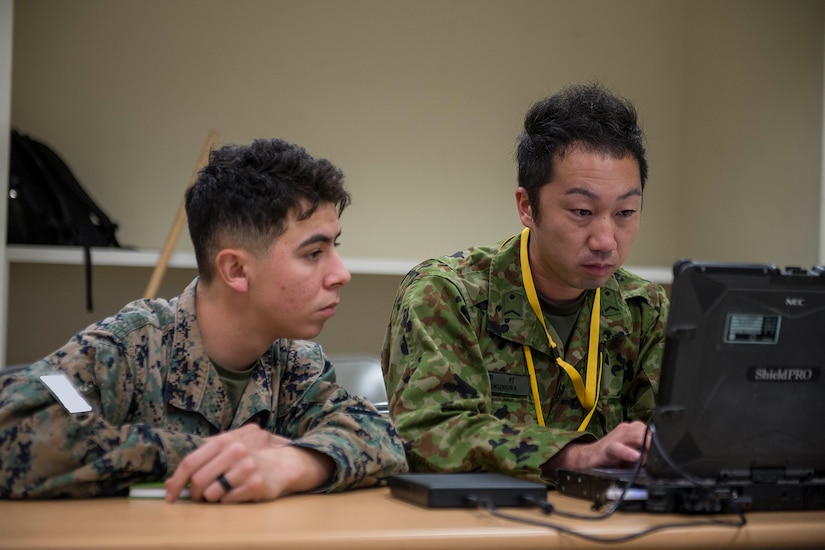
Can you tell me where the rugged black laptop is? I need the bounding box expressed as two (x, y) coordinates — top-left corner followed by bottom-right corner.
(557, 260), (825, 513)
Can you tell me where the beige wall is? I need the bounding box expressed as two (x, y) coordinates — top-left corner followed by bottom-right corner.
(680, 1), (824, 264)
(6, 0), (824, 363)
(11, 0), (690, 264)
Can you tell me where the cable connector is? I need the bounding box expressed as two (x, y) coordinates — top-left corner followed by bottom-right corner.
(519, 494), (555, 514)
(462, 494), (495, 509)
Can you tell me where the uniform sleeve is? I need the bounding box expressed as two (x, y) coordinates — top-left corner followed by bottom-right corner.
(273, 341), (408, 492)
(382, 273), (591, 484)
(0, 332), (203, 499)
(626, 284), (670, 422)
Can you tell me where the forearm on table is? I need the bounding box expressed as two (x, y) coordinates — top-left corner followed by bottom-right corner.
(282, 398), (407, 491)
(0, 411), (203, 497)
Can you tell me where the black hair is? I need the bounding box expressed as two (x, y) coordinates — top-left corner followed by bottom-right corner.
(185, 138), (350, 282)
(516, 82), (648, 222)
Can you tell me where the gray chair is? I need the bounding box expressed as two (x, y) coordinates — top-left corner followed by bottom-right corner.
(328, 355), (389, 415)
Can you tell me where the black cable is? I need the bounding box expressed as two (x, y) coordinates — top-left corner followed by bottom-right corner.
(465, 493), (745, 544)
(475, 497), (746, 545)
(518, 426), (651, 521)
(544, 424), (746, 517)
(646, 424), (748, 512)
(648, 423), (717, 487)
(463, 424), (749, 543)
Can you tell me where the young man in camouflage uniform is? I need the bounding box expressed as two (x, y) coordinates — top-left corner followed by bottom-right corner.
(0, 138), (407, 502)
(382, 83), (669, 484)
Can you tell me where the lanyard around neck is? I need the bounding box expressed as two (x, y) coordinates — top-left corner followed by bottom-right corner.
(519, 227), (603, 432)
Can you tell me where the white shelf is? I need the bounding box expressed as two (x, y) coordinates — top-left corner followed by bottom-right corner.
(7, 245), (197, 268)
(6, 245), (674, 283)
(5, 245), (419, 276)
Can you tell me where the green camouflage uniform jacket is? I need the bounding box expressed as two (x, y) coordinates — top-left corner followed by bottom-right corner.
(381, 233), (669, 483)
(0, 279), (407, 499)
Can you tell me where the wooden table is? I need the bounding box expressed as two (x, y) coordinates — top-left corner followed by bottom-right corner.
(1, 487), (823, 549)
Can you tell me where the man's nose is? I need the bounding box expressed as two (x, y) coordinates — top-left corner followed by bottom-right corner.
(588, 216), (618, 253)
(328, 250), (351, 287)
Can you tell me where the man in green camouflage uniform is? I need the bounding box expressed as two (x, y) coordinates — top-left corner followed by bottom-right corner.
(382, 83), (669, 484)
(0, 139), (407, 501)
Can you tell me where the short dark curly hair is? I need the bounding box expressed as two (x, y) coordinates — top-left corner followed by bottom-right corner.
(185, 138), (350, 283)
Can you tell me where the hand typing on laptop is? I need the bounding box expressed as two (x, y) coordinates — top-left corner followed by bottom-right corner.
(540, 421), (650, 480)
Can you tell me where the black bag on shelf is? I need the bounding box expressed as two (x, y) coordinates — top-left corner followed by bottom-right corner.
(7, 129), (122, 311)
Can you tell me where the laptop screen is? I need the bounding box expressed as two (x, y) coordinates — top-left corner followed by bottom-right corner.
(647, 260), (825, 483)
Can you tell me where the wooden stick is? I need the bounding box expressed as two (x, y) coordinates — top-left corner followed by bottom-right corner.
(143, 130), (219, 299)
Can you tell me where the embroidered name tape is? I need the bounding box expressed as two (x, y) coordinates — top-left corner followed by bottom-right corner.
(489, 372), (531, 396)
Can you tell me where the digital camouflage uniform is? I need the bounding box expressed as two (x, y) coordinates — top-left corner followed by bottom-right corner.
(0, 279), (407, 499)
(381, 232), (669, 483)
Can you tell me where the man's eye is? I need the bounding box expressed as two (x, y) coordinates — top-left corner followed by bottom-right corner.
(618, 209), (637, 218)
(573, 209), (592, 217)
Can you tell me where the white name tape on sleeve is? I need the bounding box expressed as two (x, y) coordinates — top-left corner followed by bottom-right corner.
(40, 373), (93, 414)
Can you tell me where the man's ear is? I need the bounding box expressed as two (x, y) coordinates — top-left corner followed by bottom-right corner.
(515, 187), (535, 228)
(215, 249), (250, 293)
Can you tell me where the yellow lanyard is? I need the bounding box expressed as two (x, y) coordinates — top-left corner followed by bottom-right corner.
(519, 227), (603, 432)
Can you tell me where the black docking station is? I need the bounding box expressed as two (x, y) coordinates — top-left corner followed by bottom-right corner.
(388, 472), (547, 508)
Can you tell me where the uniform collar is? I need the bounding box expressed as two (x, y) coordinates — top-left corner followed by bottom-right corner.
(486, 233), (631, 359)
(164, 278), (275, 431)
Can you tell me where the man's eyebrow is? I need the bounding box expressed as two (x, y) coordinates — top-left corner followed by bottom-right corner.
(619, 188), (643, 200)
(297, 230), (342, 248)
(564, 187), (643, 200)
(564, 187), (599, 200)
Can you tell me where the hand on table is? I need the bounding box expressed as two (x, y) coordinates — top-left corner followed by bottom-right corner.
(164, 424), (335, 503)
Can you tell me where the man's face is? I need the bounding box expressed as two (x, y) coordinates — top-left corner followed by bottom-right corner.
(247, 202), (351, 340)
(516, 147), (642, 302)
